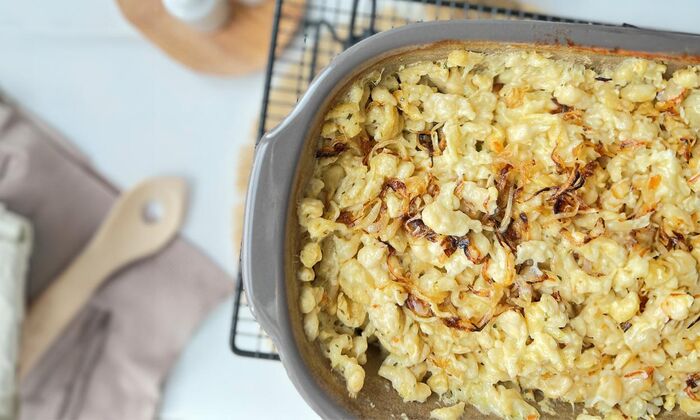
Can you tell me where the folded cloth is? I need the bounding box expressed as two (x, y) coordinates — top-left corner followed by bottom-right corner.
(0, 93), (233, 420)
(0, 205), (32, 420)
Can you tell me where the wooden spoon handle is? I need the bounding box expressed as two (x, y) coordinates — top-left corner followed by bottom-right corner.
(19, 246), (111, 378)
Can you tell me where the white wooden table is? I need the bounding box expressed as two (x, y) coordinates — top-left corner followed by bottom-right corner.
(0, 1), (697, 419)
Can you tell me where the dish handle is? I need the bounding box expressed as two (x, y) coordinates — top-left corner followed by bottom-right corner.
(241, 123), (303, 345)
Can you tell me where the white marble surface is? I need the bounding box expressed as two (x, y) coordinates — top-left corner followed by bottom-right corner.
(0, 1), (697, 419)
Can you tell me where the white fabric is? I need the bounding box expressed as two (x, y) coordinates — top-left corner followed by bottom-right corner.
(0, 1), (697, 419)
(0, 205), (31, 420)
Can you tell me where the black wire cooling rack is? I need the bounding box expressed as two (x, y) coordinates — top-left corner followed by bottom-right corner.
(230, 0), (596, 361)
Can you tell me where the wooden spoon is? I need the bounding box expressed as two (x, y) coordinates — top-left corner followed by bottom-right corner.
(19, 176), (188, 379)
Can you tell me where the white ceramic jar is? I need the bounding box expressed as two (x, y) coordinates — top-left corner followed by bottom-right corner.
(162, 0), (231, 32)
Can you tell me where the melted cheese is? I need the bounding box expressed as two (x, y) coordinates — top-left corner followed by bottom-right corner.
(297, 51), (700, 419)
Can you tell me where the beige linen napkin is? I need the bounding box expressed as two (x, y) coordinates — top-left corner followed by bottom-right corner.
(0, 92), (233, 420)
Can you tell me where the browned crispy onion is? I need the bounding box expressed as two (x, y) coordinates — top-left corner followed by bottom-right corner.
(442, 316), (480, 332)
(426, 173), (441, 197)
(405, 294), (434, 317)
(561, 109), (584, 125)
(495, 163), (514, 194)
(498, 184), (515, 232)
(657, 229), (690, 251)
(656, 87), (688, 115)
(685, 386), (699, 402)
(441, 236), (458, 257)
(384, 178), (407, 196)
(460, 235), (488, 264)
(489, 163), (517, 234)
(551, 164), (586, 199)
(417, 132), (434, 156)
(337, 178), (408, 230)
(446, 284), (516, 333)
(551, 148), (566, 173)
(620, 139), (650, 149)
(687, 373), (700, 389)
(533, 161), (599, 219)
(336, 199), (381, 228)
(552, 193), (582, 218)
(434, 234), (490, 263)
(679, 137), (696, 162)
(336, 210), (355, 226)
(316, 141), (347, 158)
(387, 248), (407, 283)
(690, 316), (700, 329)
(550, 98), (571, 114)
(573, 251), (599, 276)
(355, 132), (376, 165)
(404, 218), (439, 242)
(496, 212), (529, 252)
(416, 131), (440, 167)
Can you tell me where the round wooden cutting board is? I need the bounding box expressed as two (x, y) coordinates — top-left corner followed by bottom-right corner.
(115, 0), (305, 76)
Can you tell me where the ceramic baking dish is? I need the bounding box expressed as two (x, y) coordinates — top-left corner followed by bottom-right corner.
(241, 20), (700, 419)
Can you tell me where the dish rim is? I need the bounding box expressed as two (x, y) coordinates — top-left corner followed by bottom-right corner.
(241, 19), (700, 419)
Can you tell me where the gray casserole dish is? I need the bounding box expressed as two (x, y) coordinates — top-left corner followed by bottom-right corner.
(241, 20), (700, 419)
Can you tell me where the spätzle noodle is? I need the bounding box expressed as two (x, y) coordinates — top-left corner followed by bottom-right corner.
(297, 49), (700, 419)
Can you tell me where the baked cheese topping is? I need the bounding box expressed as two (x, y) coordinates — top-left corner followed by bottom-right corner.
(297, 50), (700, 419)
